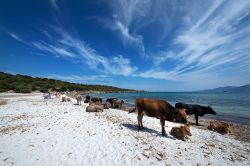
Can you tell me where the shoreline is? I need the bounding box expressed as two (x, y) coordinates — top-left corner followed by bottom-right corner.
(2, 92), (250, 142)
(123, 107), (250, 143)
(88, 91), (250, 126)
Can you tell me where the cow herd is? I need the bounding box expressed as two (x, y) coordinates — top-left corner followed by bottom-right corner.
(62, 94), (217, 141)
(73, 95), (125, 112)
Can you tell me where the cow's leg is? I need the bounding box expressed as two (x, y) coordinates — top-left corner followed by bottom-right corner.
(141, 114), (144, 129)
(137, 113), (142, 130)
(195, 114), (199, 125)
(160, 119), (166, 136)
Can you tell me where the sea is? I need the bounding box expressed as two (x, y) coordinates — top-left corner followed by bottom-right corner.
(89, 92), (250, 125)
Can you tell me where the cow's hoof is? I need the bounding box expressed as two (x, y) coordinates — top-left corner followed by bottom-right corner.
(162, 133), (167, 136)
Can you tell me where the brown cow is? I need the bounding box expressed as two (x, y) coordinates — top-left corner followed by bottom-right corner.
(170, 124), (192, 141)
(113, 99), (124, 109)
(104, 102), (112, 109)
(135, 98), (188, 136)
(86, 104), (104, 112)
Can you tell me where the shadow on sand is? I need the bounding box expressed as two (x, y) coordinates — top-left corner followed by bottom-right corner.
(121, 123), (176, 140)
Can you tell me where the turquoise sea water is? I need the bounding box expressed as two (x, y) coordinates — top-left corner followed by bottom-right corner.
(91, 92), (250, 125)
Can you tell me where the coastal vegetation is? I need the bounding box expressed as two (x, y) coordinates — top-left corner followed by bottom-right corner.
(0, 72), (136, 93)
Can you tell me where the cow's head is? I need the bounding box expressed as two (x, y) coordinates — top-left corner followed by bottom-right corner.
(207, 106), (216, 115)
(181, 124), (192, 136)
(175, 102), (186, 109)
(175, 108), (188, 124)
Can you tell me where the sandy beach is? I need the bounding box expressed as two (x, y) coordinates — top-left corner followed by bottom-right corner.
(0, 93), (249, 166)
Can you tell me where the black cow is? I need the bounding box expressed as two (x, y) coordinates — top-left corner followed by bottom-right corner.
(91, 96), (102, 104)
(175, 103), (216, 125)
(106, 98), (118, 107)
(84, 95), (91, 103)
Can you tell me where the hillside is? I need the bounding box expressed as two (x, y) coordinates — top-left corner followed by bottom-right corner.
(0, 72), (135, 93)
(201, 84), (250, 93)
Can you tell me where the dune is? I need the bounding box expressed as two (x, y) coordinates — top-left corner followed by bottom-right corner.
(0, 93), (249, 166)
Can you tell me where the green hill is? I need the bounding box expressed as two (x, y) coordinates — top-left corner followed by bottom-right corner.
(0, 72), (135, 93)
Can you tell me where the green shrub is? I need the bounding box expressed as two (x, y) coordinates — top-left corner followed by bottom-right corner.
(39, 86), (49, 93)
(14, 85), (32, 93)
(32, 84), (37, 91)
(0, 81), (10, 91)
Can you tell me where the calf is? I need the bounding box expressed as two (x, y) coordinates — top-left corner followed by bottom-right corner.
(61, 96), (66, 102)
(170, 124), (192, 141)
(175, 103), (216, 125)
(76, 95), (83, 105)
(84, 95), (91, 103)
(135, 98), (188, 136)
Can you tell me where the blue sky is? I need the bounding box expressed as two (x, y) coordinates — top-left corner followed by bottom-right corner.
(0, 0), (250, 91)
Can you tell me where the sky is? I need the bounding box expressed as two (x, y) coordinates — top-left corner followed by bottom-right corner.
(0, 0), (250, 91)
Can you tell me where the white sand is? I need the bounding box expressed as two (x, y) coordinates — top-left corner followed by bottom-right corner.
(0, 93), (249, 166)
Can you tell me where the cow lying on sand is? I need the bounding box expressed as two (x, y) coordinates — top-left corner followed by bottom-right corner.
(61, 95), (71, 102)
(170, 124), (192, 141)
(104, 102), (112, 109)
(207, 121), (233, 134)
(133, 98), (188, 136)
(86, 104), (104, 112)
(106, 98), (118, 107)
(175, 103), (216, 125)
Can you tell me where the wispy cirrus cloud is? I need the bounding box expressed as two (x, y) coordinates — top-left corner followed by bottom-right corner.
(146, 0), (250, 87)
(32, 41), (75, 58)
(46, 74), (113, 84)
(98, 0), (154, 57)
(6, 0), (137, 78)
(50, 0), (59, 11)
(8, 27), (137, 77)
(8, 32), (27, 44)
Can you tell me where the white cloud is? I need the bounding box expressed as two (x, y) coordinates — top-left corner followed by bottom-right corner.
(148, 0), (250, 86)
(8, 27), (137, 77)
(46, 74), (111, 84)
(50, 28), (137, 76)
(139, 70), (177, 81)
(8, 32), (27, 44)
(32, 41), (75, 58)
(50, 0), (59, 11)
(103, 55), (137, 76)
(99, 0), (152, 57)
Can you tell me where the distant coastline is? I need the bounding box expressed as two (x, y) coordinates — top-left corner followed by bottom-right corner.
(197, 84), (250, 93)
